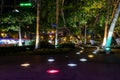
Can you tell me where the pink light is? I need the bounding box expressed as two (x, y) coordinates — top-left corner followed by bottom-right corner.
(46, 69), (60, 74)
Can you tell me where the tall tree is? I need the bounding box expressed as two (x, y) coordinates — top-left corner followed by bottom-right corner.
(105, 2), (120, 51)
(102, 0), (111, 47)
(35, 0), (40, 49)
(55, 0), (59, 47)
(60, 0), (66, 27)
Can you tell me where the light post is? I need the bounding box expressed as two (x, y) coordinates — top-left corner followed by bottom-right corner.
(13, 9), (22, 46)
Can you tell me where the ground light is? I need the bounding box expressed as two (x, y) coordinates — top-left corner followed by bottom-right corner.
(46, 69), (60, 74)
(80, 58), (87, 62)
(76, 52), (80, 55)
(20, 63), (30, 67)
(67, 63), (77, 67)
(88, 54), (94, 58)
(48, 58), (55, 62)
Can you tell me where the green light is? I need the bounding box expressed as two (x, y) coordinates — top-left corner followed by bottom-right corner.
(19, 3), (32, 7)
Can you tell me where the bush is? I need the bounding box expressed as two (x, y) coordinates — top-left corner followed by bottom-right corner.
(58, 42), (75, 48)
(40, 41), (55, 48)
(31, 48), (73, 55)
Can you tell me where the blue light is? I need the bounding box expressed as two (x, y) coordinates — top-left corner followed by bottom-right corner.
(106, 33), (113, 48)
(105, 47), (111, 51)
(67, 63), (77, 67)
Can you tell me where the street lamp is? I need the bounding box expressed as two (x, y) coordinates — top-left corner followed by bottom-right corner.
(13, 9), (22, 46)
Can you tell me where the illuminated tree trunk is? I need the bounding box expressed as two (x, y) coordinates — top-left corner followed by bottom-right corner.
(102, 0), (110, 47)
(55, 0), (59, 48)
(111, 0), (119, 21)
(18, 25), (22, 46)
(35, 0), (40, 49)
(105, 2), (120, 50)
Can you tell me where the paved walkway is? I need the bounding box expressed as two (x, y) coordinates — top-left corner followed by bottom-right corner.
(0, 47), (120, 80)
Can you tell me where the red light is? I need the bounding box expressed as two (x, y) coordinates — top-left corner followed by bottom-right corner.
(46, 69), (60, 74)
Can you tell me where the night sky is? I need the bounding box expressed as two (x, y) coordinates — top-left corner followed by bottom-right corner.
(0, 0), (31, 13)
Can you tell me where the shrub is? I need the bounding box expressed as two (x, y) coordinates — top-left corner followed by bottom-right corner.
(58, 42), (75, 48)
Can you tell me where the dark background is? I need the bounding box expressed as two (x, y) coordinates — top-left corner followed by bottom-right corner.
(0, 0), (32, 13)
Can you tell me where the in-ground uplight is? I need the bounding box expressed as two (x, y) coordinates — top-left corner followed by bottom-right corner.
(46, 69), (60, 74)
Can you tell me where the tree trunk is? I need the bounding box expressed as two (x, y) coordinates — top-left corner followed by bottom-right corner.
(55, 0), (59, 48)
(111, 0), (119, 21)
(18, 26), (22, 46)
(35, 0), (40, 49)
(61, 0), (66, 27)
(105, 2), (120, 49)
(102, 0), (110, 47)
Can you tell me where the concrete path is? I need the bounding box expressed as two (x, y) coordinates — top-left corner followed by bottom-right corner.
(0, 48), (120, 80)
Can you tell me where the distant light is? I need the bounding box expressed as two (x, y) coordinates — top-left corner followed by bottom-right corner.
(12, 9), (19, 12)
(19, 3), (32, 7)
(48, 58), (55, 62)
(76, 52), (80, 54)
(46, 69), (60, 74)
(20, 63), (30, 67)
(48, 40), (52, 43)
(80, 58), (87, 62)
(15, 9), (19, 12)
(80, 50), (83, 53)
(92, 51), (97, 54)
(67, 63), (77, 67)
(80, 47), (84, 49)
(65, 56), (68, 58)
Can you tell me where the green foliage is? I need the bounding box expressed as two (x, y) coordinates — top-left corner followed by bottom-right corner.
(0, 11), (35, 32)
(0, 0), (119, 39)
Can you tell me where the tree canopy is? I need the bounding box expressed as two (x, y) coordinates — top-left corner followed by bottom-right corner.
(0, 0), (120, 38)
